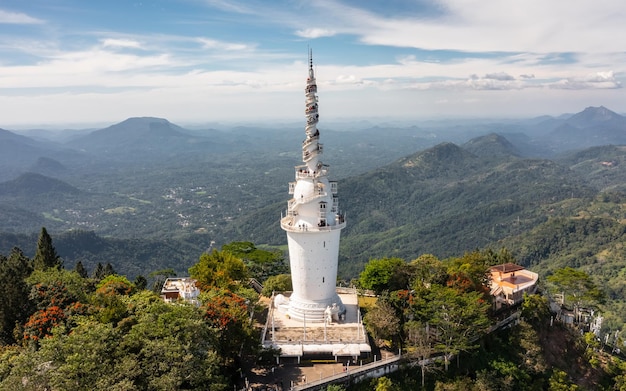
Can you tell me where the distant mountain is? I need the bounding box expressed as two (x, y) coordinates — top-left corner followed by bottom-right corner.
(396, 142), (480, 179)
(0, 129), (58, 167)
(0, 172), (80, 197)
(462, 133), (521, 160)
(67, 117), (230, 159)
(565, 106), (624, 128)
(223, 138), (596, 276)
(0, 128), (84, 182)
(544, 106), (626, 152)
(29, 157), (68, 177)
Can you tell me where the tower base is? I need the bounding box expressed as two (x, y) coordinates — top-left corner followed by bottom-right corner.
(274, 292), (346, 323)
(263, 288), (371, 361)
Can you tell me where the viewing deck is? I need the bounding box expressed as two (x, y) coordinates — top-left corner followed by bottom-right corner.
(281, 216), (346, 233)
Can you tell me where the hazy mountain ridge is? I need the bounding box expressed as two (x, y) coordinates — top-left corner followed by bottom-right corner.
(0, 105), (625, 278)
(220, 135), (603, 276)
(0, 128), (80, 181)
(66, 117), (232, 159)
(462, 132), (522, 159)
(0, 106), (622, 179)
(0, 172), (80, 197)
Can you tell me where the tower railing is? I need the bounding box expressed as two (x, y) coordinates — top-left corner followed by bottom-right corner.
(303, 145), (323, 162)
(295, 166), (328, 179)
(280, 217), (346, 232)
(287, 191), (328, 210)
(302, 134), (320, 148)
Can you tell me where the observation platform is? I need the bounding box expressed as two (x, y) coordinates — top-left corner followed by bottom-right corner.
(261, 288), (371, 362)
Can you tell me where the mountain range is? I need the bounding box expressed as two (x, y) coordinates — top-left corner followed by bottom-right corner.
(0, 106), (625, 279)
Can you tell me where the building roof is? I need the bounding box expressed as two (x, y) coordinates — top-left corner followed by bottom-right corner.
(489, 263), (525, 274)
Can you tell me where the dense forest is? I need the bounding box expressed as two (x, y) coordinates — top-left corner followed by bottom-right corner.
(352, 250), (622, 390)
(1, 229), (624, 390)
(0, 232), (285, 390)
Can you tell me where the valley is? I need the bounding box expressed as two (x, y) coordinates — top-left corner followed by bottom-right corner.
(1, 107), (626, 333)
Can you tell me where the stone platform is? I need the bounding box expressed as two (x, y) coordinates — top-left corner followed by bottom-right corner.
(261, 289), (371, 362)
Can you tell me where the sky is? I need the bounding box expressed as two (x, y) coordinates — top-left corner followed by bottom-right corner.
(0, 0), (625, 128)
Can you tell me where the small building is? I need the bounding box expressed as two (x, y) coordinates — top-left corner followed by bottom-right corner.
(161, 277), (200, 305)
(489, 263), (538, 311)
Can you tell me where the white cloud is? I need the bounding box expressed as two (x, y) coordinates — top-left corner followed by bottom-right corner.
(301, 0), (626, 53)
(333, 74), (362, 85)
(484, 72), (515, 81)
(196, 38), (252, 51)
(0, 9), (44, 24)
(549, 71), (622, 90)
(101, 38), (143, 49)
(295, 28), (337, 39)
(1, 1), (625, 125)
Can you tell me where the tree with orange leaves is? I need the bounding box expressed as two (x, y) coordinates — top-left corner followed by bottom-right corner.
(201, 287), (256, 361)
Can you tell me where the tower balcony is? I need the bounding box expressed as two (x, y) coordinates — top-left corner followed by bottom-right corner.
(303, 145), (323, 162)
(307, 114), (319, 125)
(305, 103), (318, 114)
(302, 134), (319, 148)
(294, 167), (328, 179)
(280, 216), (346, 233)
(287, 191), (328, 210)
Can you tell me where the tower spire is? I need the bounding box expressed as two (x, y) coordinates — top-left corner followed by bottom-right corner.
(279, 52), (347, 322)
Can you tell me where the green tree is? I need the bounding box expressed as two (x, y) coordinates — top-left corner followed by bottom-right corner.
(2, 297), (227, 391)
(547, 267), (605, 310)
(0, 248), (34, 345)
(149, 268), (176, 293)
(90, 275), (135, 325)
(410, 254), (447, 289)
(429, 285), (490, 370)
(33, 227), (63, 271)
(261, 274), (292, 297)
(359, 257), (406, 295)
(548, 369), (579, 391)
(363, 298), (401, 347)
(222, 241), (286, 281)
(374, 376), (396, 391)
(92, 262), (105, 280)
(124, 298), (226, 390)
(521, 293), (551, 324)
(444, 251), (491, 294)
(96, 275), (135, 296)
(404, 320), (433, 388)
(74, 260), (88, 278)
(134, 275), (148, 291)
(189, 249), (248, 291)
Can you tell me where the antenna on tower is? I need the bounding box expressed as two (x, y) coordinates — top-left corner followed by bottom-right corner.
(309, 47), (313, 69)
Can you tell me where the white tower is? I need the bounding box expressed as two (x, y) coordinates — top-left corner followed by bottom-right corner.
(280, 52), (346, 322)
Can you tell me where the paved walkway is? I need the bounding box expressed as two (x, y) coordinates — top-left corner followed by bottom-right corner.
(246, 350), (399, 390)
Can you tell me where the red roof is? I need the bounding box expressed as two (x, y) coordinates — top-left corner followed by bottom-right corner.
(490, 263), (525, 273)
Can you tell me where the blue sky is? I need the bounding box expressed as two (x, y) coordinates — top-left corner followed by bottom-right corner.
(1, 0), (624, 127)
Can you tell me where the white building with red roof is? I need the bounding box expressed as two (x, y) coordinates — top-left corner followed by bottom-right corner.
(489, 263), (539, 311)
